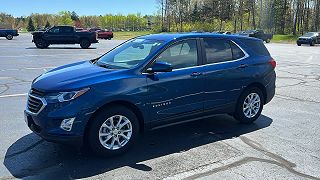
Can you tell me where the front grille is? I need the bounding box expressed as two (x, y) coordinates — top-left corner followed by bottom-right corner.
(27, 95), (43, 114)
(30, 88), (45, 97)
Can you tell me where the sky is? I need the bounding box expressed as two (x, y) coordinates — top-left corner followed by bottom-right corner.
(0, 0), (158, 17)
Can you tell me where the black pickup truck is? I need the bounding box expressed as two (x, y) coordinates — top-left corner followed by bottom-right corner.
(32, 26), (98, 49)
(0, 29), (19, 40)
(237, 30), (273, 43)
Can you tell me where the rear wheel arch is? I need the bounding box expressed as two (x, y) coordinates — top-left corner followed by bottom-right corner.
(241, 83), (267, 105)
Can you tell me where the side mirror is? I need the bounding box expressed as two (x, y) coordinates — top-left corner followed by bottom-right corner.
(146, 61), (173, 74)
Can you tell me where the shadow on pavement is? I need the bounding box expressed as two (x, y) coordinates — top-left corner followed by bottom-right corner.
(4, 114), (272, 179)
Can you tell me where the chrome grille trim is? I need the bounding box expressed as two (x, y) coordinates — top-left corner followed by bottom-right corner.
(26, 93), (47, 115)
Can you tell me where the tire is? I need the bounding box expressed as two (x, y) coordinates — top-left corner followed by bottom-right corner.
(233, 87), (264, 124)
(297, 43), (301, 46)
(34, 39), (49, 49)
(108, 37), (112, 40)
(80, 39), (91, 49)
(6, 34), (13, 40)
(310, 41), (315, 46)
(265, 39), (270, 43)
(87, 106), (139, 156)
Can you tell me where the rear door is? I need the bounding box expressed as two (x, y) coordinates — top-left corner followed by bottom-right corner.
(146, 39), (205, 121)
(201, 38), (249, 110)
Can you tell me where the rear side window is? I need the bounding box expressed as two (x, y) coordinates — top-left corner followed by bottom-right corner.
(203, 39), (245, 64)
(204, 39), (233, 64)
(240, 39), (270, 56)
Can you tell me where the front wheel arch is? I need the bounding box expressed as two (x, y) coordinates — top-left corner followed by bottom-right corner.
(84, 101), (145, 143)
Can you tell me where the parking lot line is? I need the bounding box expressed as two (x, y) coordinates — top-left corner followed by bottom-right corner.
(0, 93), (27, 98)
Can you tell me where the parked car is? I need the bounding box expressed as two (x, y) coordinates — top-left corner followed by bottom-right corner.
(25, 33), (276, 156)
(297, 32), (320, 46)
(237, 30), (273, 43)
(0, 29), (19, 40)
(89, 28), (113, 40)
(31, 26), (98, 49)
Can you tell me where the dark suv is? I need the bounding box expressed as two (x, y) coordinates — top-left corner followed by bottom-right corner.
(25, 33), (276, 156)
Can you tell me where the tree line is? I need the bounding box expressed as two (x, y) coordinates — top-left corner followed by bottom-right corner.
(155, 0), (320, 35)
(1, 0), (319, 35)
(0, 11), (151, 32)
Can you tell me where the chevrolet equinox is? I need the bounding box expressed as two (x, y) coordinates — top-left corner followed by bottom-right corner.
(25, 33), (276, 156)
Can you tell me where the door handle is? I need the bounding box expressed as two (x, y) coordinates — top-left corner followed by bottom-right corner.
(190, 72), (202, 77)
(237, 64), (248, 69)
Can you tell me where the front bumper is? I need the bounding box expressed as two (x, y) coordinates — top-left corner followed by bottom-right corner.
(297, 39), (312, 44)
(24, 98), (96, 146)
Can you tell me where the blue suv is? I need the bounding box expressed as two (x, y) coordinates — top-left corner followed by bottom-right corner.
(25, 33), (276, 156)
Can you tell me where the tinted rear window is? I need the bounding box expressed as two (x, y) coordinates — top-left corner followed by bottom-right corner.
(239, 39), (270, 56)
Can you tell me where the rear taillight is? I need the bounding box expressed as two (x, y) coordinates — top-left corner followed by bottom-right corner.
(269, 59), (276, 69)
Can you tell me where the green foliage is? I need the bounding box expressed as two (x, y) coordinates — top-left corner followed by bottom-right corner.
(58, 11), (73, 25)
(271, 34), (299, 43)
(27, 18), (35, 32)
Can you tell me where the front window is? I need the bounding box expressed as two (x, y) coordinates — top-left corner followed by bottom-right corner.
(96, 38), (163, 69)
(154, 39), (198, 69)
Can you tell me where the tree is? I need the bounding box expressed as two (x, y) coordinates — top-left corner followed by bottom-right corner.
(45, 20), (51, 28)
(27, 18), (35, 32)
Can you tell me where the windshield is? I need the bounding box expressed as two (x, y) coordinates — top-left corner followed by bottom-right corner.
(302, 32), (316, 37)
(96, 38), (164, 69)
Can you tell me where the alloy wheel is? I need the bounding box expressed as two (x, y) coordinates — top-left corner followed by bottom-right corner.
(243, 93), (261, 118)
(98, 115), (132, 150)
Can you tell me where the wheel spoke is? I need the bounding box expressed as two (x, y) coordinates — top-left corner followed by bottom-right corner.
(116, 116), (123, 127)
(119, 133), (129, 140)
(119, 119), (130, 129)
(99, 132), (111, 137)
(110, 137), (116, 149)
(103, 135), (113, 144)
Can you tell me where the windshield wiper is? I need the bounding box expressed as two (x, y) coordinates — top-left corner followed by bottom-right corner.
(96, 62), (115, 69)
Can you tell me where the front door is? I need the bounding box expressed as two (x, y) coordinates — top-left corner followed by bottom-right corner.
(146, 39), (205, 121)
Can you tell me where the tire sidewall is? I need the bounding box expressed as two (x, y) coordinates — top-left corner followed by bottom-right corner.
(35, 39), (48, 49)
(87, 106), (139, 156)
(6, 34), (13, 40)
(234, 87), (264, 124)
(80, 39), (90, 49)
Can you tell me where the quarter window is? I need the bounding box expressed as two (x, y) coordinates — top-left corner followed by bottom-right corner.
(230, 42), (245, 59)
(155, 40), (198, 69)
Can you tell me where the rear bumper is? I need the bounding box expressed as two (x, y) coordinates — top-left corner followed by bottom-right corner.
(265, 71), (276, 104)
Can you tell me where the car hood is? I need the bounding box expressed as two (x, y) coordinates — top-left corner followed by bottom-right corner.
(32, 61), (122, 92)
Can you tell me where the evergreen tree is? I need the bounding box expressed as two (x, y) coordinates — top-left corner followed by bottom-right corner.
(45, 20), (51, 29)
(27, 18), (35, 32)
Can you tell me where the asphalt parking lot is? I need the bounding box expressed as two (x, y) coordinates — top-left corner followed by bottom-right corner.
(0, 33), (319, 180)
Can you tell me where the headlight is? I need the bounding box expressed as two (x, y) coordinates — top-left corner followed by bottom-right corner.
(45, 88), (90, 103)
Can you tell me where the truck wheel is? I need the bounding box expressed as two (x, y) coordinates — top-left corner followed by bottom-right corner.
(297, 43), (301, 46)
(80, 39), (91, 49)
(87, 106), (139, 156)
(265, 39), (271, 43)
(108, 37), (112, 40)
(35, 39), (49, 49)
(6, 34), (13, 40)
(233, 87), (264, 124)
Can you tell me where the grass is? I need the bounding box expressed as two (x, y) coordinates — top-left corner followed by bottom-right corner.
(271, 34), (299, 44)
(113, 31), (153, 40)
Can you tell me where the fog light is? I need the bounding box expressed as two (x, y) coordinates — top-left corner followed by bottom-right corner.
(60, 118), (75, 131)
